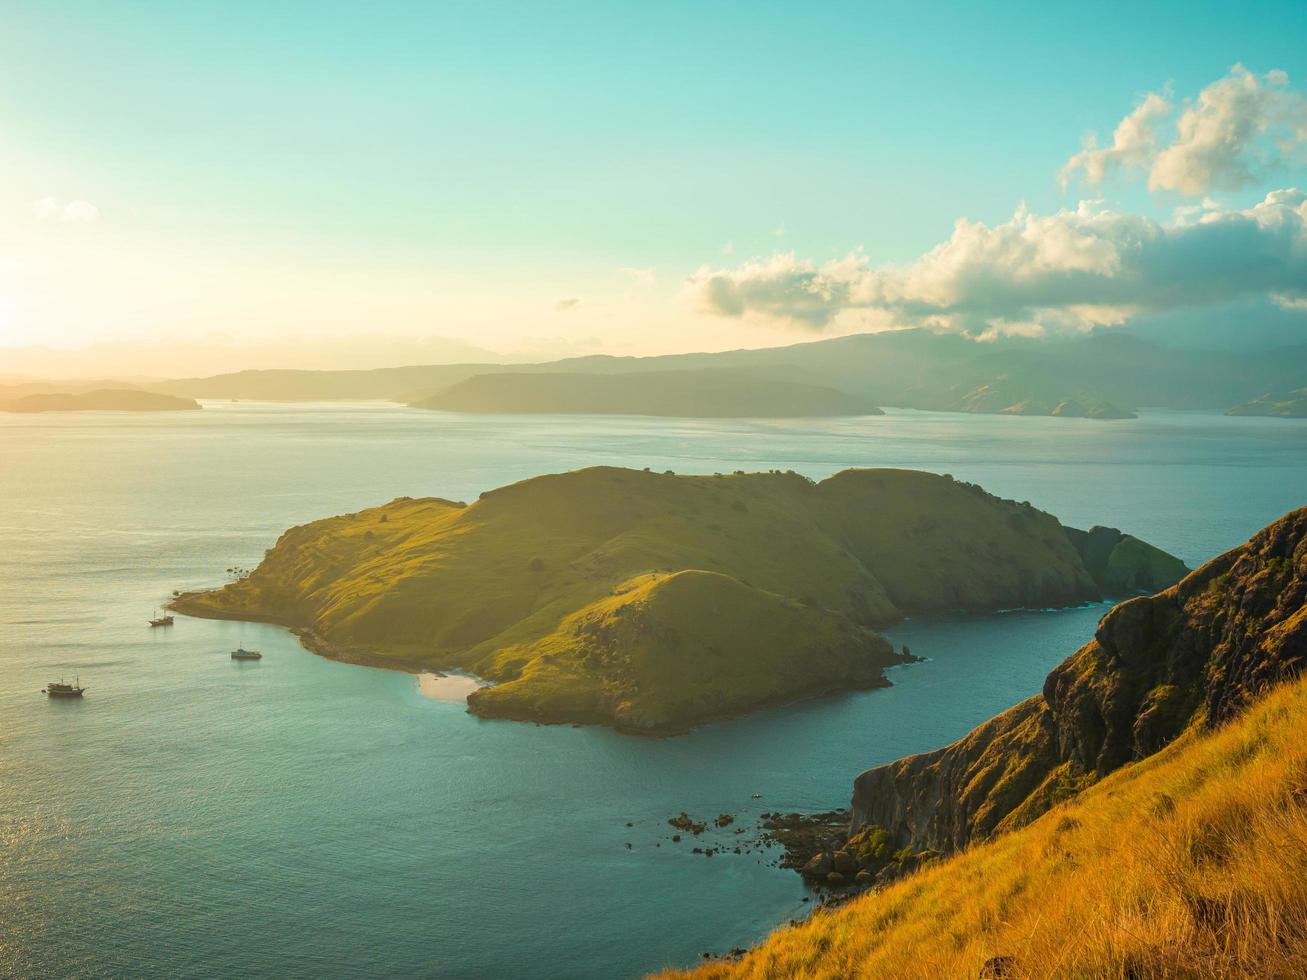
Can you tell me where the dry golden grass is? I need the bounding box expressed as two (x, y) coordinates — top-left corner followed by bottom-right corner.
(660, 675), (1307, 979)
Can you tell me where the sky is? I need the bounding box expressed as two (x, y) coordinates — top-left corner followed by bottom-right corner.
(2, 0), (1306, 375)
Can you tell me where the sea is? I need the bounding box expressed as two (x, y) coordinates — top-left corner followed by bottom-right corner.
(2, 402), (1304, 979)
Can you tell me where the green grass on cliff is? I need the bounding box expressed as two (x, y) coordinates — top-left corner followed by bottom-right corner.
(173, 467), (1182, 731)
(663, 672), (1307, 979)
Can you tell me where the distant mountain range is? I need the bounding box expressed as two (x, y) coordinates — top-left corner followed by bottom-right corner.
(145, 329), (1307, 420)
(412, 370), (883, 418)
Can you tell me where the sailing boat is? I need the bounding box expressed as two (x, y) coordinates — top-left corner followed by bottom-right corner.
(148, 609), (175, 627)
(44, 676), (86, 697)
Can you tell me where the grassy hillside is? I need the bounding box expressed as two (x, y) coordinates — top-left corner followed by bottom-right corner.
(0, 389), (201, 413)
(950, 375), (1134, 419)
(1228, 387), (1307, 417)
(662, 672), (1307, 979)
(172, 467), (1184, 732)
(848, 507), (1306, 854)
(662, 505), (1306, 978)
(412, 370), (883, 418)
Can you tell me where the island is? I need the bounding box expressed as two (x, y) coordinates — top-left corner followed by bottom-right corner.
(411, 369), (884, 418)
(1, 389), (202, 413)
(1227, 387), (1307, 417)
(171, 467), (1187, 733)
(666, 506), (1307, 979)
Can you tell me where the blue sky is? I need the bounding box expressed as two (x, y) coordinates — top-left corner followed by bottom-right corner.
(2, 1), (1306, 370)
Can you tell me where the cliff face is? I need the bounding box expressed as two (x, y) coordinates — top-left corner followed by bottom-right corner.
(851, 507), (1307, 852)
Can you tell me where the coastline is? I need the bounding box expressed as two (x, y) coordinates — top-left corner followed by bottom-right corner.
(167, 589), (921, 734)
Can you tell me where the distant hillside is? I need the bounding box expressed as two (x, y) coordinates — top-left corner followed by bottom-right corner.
(1, 389), (200, 413)
(413, 370), (884, 418)
(666, 507), (1307, 980)
(171, 467), (1183, 732)
(1227, 387), (1307, 417)
(152, 363), (503, 401)
(152, 329), (1307, 420)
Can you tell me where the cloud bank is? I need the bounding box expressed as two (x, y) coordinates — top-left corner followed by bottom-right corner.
(1061, 66), (1307, 196)
(689, 189), (1307, 334)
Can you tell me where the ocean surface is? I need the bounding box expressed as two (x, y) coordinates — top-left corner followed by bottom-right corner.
(1, 403), (1304, 979)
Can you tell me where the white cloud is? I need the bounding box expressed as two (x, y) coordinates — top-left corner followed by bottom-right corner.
(689, 189), (1307, 333)
(554, 297), (580, 311)
(1059, 92), (1172, 189)
(1061, 66), (1307, 197)
(31, 197), (100, 223)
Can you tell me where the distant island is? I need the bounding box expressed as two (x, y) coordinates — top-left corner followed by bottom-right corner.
(412, 370), (884, 418)
(666, 507), (1307, 979)
(149, 329), (1307, 422)
(1, 389), (201, 413)
(950, 375), (1134, 419)
(171, 467), (1185, 732)
(1227, 387), (1307, 418)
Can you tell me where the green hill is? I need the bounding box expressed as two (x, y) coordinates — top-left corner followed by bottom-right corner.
(1, 389), (201, 413)
(1227, 387), (1307, 417)
(412, 370), (883, 418)
(664, 507), (1307, 979)
(171, 467), (1184, 732)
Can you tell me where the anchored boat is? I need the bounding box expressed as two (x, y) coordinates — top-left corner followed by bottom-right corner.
(44, 677), (86, 697)
(231, 647), (262, 660)
(149, 610), (175, 627)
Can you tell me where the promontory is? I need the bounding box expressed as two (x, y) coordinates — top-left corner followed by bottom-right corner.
(171, 467), (1187, 732)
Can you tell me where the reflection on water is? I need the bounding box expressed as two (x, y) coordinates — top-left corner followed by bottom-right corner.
(417, 671), (490, 702)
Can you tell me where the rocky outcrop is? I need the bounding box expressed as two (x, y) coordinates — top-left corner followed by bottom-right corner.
(1063, 524), (1190, 595)
(851, 507), (1307, 853)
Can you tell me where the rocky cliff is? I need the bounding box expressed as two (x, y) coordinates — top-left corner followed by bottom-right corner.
(850, 506), (1307, 853)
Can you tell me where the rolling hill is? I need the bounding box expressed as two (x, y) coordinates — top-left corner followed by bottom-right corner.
(170, 467), (1184, 732)
(1228, 387), (1307, 418)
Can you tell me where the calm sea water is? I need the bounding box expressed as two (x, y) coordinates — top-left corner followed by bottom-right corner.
(2, 403), (1304, 979)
